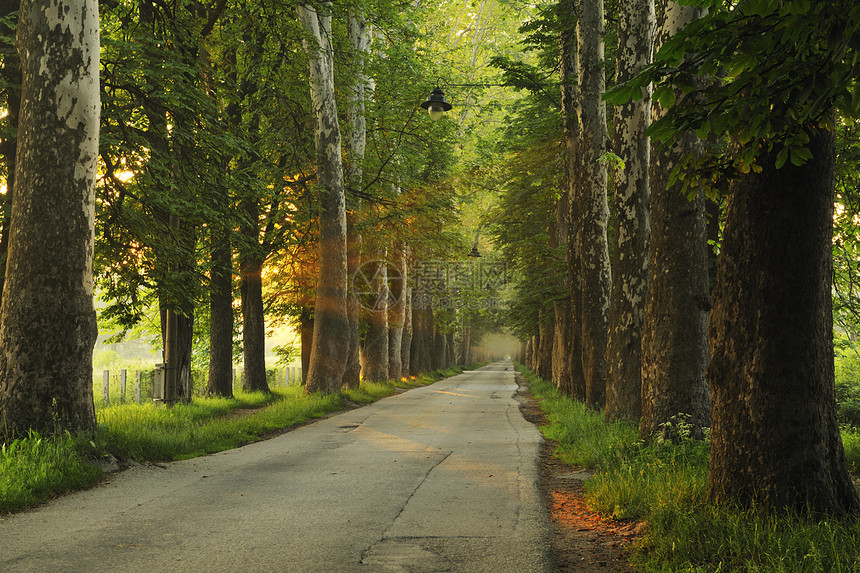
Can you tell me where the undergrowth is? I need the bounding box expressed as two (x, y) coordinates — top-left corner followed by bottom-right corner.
(521, 364), (860, 573)
(1, 365), (471, 515)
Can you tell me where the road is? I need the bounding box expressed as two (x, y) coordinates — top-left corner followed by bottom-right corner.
(0, 361), (553, 572)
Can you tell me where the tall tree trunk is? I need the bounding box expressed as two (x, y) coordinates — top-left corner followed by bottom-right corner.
(708, 127), (859, 515)
(551, 189), (572, 393)
(0, 0), (99, 436)
(640, 0), (710, 439)
(605, 0), (655, 421)
(241, 257), (269, 392)
(300, 306), (313, 385)
(0, 1), (19, 304)
(388, 248), (406, 380)
(560, 0), (585, 400)
(208, 232), (234, 397)
(575, 0), (610, 409)
(362, 259), (389, 382)
(433, 323), (446, 371)
(299, 2), (349, 393)
(538, 315), (554, 382)
(342, 8), (371, 390)
(400, 284), (412, 376)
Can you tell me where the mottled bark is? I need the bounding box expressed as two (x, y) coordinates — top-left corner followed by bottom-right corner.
(299, 3), (349, 393)
(388, 248), (407, 380)
(560, 0), (585, 400)
(605, 0), (654, 421)
(362, 260), (389, 382)
(708, 127), (859, 515)
(0, 0), (99, 436)
(400, 286), (413, 375)
(640, 0), (710, 439)
(575, 0), (610, 409)
(342, 8), (371, 390)
(208, 233), (234, 397)
(551, 188), (572, 393)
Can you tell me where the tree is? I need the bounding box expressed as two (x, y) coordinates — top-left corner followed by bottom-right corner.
(604, 0), (654, 421)
(619, 0), (860, 513)
(709, 126), (858, 514)
(631, 0), (711, 439)
(299, 1), (350, 394)
(573, 0), (610, 409)
(0, 0), (100, 436)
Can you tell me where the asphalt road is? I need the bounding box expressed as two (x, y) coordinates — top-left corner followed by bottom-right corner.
(0, 361), (553, 573)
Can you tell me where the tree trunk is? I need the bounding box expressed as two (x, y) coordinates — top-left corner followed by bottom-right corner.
(433, 323), (446, 371)
(0, 0), (99, 436)
(388, 248), (406, 380)
(241, 257), (269, 392)
(400, 285), (413, 376)
(560, 0), (585, 400)
(299, 3), (349, 393)
(0, 2), (20, 304)
(575, 0), (610, 409)
(362, 259), (389, 382)
(551, 189), (572, 392)
(640, 0), (710, 439)
(708, 127), (859, 515)
(300, 306), (313, 385)
(538, 314), (554, 381)
(342, 8), (371, 390)
(208, 233), (234, 397)
(605, 0), (654, 422)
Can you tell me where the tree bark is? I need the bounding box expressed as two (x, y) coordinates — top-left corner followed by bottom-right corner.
(708, 127), (859, 515)
(560, 1), (586, 401)
(538, 313), (554, 381)
(299, 3), (349, 393)
(342, 8), (371, 390)
(0, 0), (99, 436)
(241, 257), (269, 392)
(0, 1), (20, 304)
(208, 232), (234, 397)
(575, 0), (610, 409)
(400, 285), (413, 376)
(300, 306), (313, 385)
(605, 0), (654, 422)
(362, 259), (389, 382)
(388, 248), (407, 380)
(640, 0), (710, 439)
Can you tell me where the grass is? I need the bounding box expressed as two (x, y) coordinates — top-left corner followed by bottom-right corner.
(0, 365), (473, 515)
(521, 364), (860, 573)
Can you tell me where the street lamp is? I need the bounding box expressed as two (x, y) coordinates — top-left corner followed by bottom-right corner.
(420, 86), (452, 121)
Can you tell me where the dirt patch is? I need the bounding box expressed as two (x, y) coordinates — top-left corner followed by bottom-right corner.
(518, 379), (642, 572)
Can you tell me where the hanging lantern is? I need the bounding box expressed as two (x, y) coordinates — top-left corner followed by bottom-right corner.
(420, 86), (453, 121)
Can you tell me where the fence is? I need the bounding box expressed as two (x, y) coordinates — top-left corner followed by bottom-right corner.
(95, 366), (304, 405)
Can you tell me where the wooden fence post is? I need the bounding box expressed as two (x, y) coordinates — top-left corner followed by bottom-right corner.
(102, 370), (110, 403)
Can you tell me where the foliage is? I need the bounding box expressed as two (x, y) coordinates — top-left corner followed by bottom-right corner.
(606, 0), (860, 197)
(833, 117), (860, 338)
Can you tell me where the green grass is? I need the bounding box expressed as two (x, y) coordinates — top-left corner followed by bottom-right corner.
(0, 431), (103, 513)
(520, 364), (860, 573)
(1, 365), (474, 515)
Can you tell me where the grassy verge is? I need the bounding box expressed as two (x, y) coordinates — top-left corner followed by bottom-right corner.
(522, 364), (860, 573)
(1, 365), (472, 515)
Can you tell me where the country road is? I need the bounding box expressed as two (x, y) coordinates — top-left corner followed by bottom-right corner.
(0, 362), (553, 572)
